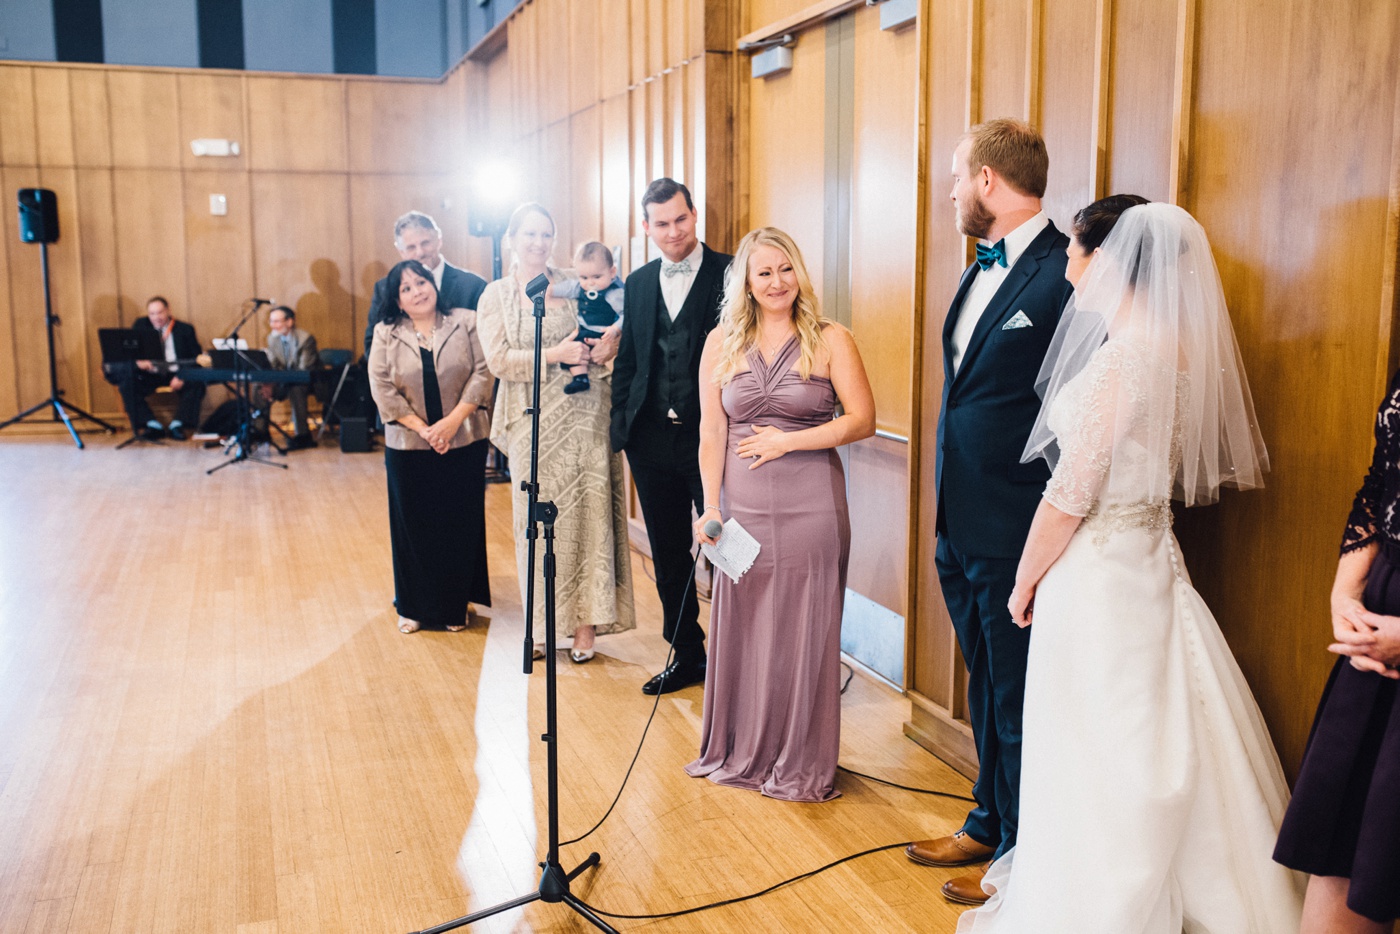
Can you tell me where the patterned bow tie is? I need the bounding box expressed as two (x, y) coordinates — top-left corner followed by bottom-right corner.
(975, 239), (1008, 271)
(662, 259), (693, 278)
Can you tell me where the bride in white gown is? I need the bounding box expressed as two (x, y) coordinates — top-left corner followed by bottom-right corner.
(957, 199), (1304, 933)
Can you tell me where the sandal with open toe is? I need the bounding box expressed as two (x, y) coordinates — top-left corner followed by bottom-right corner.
(398, 616), (420, 634)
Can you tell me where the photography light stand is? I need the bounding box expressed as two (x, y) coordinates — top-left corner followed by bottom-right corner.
(0, 240), (118, 448)
(410, 274), (616, 934)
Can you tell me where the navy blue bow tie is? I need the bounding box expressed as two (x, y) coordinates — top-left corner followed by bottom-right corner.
(975, 239), (1008, 271)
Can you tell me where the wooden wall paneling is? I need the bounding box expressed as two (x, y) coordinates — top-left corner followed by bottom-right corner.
(1088, 0), (1113, 198)
(249, 173), (354, 355)
(687, 60), (707, 244)
(647, 77), (667, 192)
(1167, 0), (1198, 204)
(0, 167), (42, 417)
(745, 0), (819, 34)
(1024, 0), (1043, 127)
(514, 8), (541, 138)
(568, 107), (603, 256)
(599, 94), (633, 273)
(706, 51), (741, 251)
(1036, 0), (1097, 232)
(0, 66), (39, 167)
(484, 47), (515, 147)
(535, 0), (571, 128)
(688, 0), (708, 59)
(977, 0), (1029, 122)
(849, 3), (917, 437)
(111, 169), (190, 322)
(347, 81), (451, 176)
(245, 77), (348, 174)
(1104, 0), (1176, 201)
(907, 0), (976, 770)
(568, 0), (601, 116)
(667, 67), (688, 184)
(628, 0), (650, 86)
(665, 0), (687, 68)
(742, 31), (825, 285)
(1172, 0), (1400, 778)
(33, 69), (76, 168)
(33, 167), (87, 408)
(629, 87), (650, 263)
(183, 169), (255, 345)
(107, 71), (182, 169)
(600, 4), (632, 100)
(177, 74), (248, 172)
(647, 0), (667, 77)
(539, 119), (573, 256)
(75, 168), (123, 415)
(68, 70), (113, 168)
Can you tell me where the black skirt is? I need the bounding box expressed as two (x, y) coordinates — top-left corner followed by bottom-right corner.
(1274, 541), (1400, 922)
(385, 439), (491, 629)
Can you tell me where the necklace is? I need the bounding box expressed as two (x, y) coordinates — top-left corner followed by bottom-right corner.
(760, 327), (794, 359)
(414, 315), (438, 348)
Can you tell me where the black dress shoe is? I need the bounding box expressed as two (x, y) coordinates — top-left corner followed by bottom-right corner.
(288, 433), (316, 450)
(167, 424), (186, 441)
(139, 426), (166, 441)
(641, 657), (706, 696)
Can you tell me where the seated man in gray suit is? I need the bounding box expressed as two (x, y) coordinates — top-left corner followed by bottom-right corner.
(264, 305), (319, 449)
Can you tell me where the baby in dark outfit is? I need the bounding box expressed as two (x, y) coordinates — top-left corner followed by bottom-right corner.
(550, 241), (625, 395)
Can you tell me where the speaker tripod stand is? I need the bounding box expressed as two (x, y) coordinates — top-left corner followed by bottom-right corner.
(409, 274), (616, 934)
(0, 241), (117, 448)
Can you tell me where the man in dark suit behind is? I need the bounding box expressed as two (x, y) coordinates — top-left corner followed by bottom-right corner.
(363, 211), (487, 356)
(116, 295), (206, 441)
(905, 119), (1074, 906)
(611, 178), (733, 695)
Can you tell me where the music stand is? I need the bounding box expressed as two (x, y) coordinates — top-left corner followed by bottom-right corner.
(99, 327), (166, 449)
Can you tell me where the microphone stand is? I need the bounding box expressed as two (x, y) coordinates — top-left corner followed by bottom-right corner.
(208, 300), (287, 475)
(410, 275), (615, 934)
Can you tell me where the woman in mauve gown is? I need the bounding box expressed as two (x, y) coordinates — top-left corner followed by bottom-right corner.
(684, 227), (875, 802)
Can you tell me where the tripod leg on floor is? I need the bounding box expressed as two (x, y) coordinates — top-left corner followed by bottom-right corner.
(57, 398), (119, 433)
(564, 852), (601, 883)
(560, 894), (621, 933)
(50, 399), (84, 449)
(408, 890), (542, 934)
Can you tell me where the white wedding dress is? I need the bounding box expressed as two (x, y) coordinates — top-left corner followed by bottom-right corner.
(958, 339), (1303, 933)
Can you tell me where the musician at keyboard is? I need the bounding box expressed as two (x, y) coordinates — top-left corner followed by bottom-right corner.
(259, 305), (319, 450)
(114, 296), (205, 441)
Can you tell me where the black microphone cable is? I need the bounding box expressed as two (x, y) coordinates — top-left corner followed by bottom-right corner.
(550, 534), (979, 922)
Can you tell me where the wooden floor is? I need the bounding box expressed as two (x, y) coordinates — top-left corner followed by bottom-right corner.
(0, 428), (976, 934)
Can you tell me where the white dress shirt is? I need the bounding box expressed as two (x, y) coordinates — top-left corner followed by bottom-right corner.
(660, 241), (704, 321)
(427, 256), (446, 291)
(162, 326), (177, 363)
(949, 211), (1049, 374)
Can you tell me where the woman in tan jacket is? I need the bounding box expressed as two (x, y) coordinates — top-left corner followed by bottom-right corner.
(369, 259), (495, 633)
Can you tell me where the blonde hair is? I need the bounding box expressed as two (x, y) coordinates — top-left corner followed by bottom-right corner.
(713, 227), (827, 385)
(962, 118), (1048, 198)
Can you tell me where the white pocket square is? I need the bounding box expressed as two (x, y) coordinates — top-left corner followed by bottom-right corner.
(1002, 311), (1034, 330)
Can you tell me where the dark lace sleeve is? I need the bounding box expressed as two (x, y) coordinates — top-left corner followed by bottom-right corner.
(1341, 372), (1400, 554)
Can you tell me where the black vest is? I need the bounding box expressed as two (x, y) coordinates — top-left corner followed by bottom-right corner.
(646, 289), (697, 422)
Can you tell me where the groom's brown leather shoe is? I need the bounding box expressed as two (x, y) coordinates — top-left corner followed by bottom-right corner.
(941, 872), (991, 906)
(905, 831), (996, 867)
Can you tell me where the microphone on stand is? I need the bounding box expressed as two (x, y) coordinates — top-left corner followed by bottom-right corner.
(249, 297), (276, 306)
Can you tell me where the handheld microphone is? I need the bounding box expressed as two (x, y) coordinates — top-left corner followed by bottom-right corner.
(703, 519), (723, 538)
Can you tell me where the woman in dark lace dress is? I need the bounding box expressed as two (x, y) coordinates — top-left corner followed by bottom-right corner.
(1275, 372), (1400, 932)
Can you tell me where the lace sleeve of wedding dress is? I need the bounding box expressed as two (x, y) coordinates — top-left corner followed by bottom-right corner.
(1042, 343), (1144, 517)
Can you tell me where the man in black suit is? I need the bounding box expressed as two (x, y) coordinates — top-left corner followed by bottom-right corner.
(363, 211), (487, 356)
(905, 119), (1074, 906)
(611, 178), (733, 695)
(116, 295), (206, 441)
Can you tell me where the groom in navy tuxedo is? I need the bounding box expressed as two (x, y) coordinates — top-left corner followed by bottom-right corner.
(907, 119), (1074, 907)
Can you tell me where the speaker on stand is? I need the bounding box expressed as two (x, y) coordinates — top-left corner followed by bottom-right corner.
(0, 189), (118, 447)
